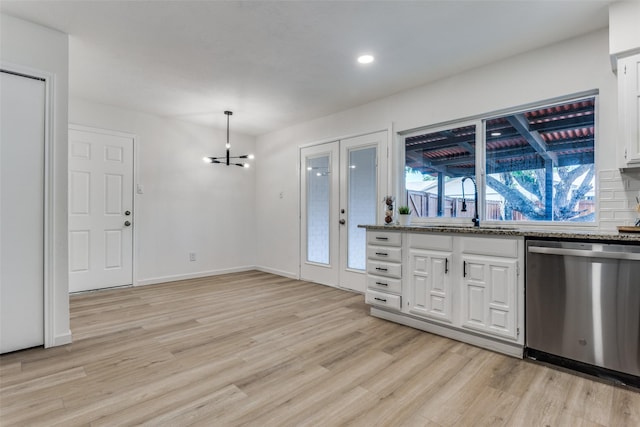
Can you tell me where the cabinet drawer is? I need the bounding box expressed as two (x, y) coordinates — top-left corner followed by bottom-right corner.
(366, 289), (401, 310)
(367, 260), (401, 279)
(367, 246), (402, 262)
(409, 233), (453, 251)
(367, 275), (402, 294)
(460, 236), (519, 258)
(367, 231), (402, 247)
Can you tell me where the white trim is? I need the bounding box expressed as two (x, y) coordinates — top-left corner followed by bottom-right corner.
(68, 124), (139, 289)
(1, 62), (61, 348)
(136, 266), (256, 287)
(68, 123), (137, 140)
(255, 265), (299, 280)
(297, 143), (302, 278)
(298, 127), (390, 150)
(371, 307), (524, 358)
(53, 331), (72, 347)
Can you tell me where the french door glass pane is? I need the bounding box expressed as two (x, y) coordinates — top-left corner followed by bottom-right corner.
(347, 147), (376, 270)
(306, 155), (330, 264)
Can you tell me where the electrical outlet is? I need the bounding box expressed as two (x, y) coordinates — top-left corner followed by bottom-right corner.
(189, 252), (196, 262)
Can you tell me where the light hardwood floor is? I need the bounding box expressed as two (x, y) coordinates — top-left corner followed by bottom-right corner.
(1, 271), (639, 426)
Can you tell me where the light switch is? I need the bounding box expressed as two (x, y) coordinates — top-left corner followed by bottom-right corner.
(136, 184), (144, 194)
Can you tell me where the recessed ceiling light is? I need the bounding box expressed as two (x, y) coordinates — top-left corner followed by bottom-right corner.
(357, 54), (375, 64)
(491, 132), (502, 137)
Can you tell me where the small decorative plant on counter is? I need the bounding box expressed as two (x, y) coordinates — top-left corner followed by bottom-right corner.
(383, 196), (395, 224)
(397, 205), (412, 226)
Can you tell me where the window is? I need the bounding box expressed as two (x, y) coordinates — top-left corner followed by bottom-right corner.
(405, 123), (478, 219)
(404, 95), (596, 224)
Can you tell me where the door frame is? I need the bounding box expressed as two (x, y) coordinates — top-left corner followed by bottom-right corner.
(68, 124), (139, 290)
(297, 125), (393, 287)
(1, 62), (56, 347)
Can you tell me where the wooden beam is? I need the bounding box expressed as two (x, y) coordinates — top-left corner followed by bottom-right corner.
(405, 149), (451, 175)
(507, 114), (558, 164)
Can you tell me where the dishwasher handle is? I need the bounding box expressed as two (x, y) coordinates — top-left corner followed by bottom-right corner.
(528, 246), (640, 261)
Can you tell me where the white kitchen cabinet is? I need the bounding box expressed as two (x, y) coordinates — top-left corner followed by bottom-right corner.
(618, 53), (640, 168)
(366, 229), (524, 358)
(365, 230), (402, 311)
(461, 254), (519, 340)
(406, 249), (453, 322)
(404, 233), (454, 324)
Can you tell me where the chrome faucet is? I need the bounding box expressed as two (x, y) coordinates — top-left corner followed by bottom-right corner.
(461, 176), (480, 227)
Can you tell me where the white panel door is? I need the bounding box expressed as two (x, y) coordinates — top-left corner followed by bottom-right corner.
(1, 71), (45, 353)
(300, 131), (387, 292)
(68, 127), (134, 292)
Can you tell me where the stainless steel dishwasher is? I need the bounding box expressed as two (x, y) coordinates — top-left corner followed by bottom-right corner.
(526, 239), (640, 386)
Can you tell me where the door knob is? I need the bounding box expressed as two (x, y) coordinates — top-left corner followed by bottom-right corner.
(339, 219), (346, 225)
(124, 220), (131, 227)
(124, 210), (131, 216)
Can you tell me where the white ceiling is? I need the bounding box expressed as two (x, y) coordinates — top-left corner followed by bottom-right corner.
(1, 1), (611, 136)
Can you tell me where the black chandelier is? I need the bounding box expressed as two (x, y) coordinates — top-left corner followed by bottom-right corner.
(203, 111), (254, 168)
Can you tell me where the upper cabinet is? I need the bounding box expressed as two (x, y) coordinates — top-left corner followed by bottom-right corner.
(619, 53), (640, 168)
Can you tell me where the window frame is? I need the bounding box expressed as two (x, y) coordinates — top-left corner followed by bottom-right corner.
(398, 92), (599, 229)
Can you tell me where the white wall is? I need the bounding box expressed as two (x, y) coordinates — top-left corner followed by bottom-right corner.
(69, 99), (257, 285)
(0, 14), (70, 346)
(255, 29), (635, 278)
(609, 0), (640, 59)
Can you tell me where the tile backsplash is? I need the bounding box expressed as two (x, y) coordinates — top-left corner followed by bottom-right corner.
(599, 169), (640, 230)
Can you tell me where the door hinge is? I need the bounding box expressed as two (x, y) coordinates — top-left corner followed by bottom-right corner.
(516, 261), (520, 276)
(624, 64), (627, 75)
(517, 327), (520, 337)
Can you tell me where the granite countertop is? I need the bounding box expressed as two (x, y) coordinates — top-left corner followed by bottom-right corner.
(359, 224), (640, 243)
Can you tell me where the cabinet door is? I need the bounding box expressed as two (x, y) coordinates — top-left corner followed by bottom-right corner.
(619, 53), (640, 165)
(405, 249), (453, 323)
(461, 255), (518, 340)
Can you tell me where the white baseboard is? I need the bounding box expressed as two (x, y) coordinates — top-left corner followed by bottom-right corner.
(136, 266), (257, 287)
(371, 307), (524, 359)
(255, 265), (299, 280)
(49, 330), (72, 348)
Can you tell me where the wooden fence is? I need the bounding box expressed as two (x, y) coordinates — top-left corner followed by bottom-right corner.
(407, 190), (594, 221)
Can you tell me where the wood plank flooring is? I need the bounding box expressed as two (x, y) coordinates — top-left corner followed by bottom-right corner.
(1, 270), (639, 426)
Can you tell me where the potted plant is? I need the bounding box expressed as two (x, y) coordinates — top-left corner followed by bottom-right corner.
(397, 206), (412, 226)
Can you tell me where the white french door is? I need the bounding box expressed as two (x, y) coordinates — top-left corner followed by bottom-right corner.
(300, 131), (387, 292)
(68, 126), (134, 292)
